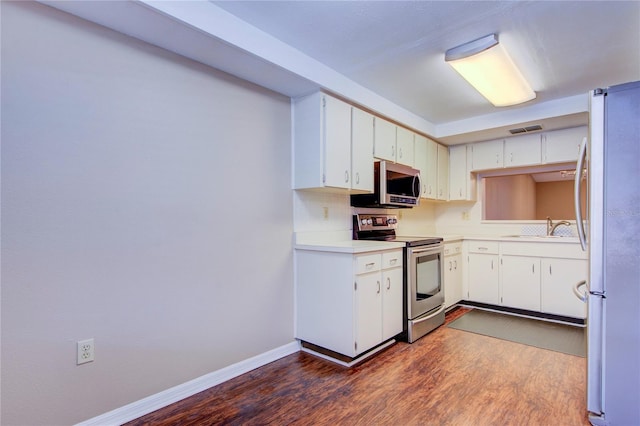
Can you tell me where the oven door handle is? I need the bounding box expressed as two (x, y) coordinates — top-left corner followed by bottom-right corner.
(412, 305), (446, 324)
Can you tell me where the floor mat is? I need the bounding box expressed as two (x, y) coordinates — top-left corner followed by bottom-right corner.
(447, 309), (586, 357)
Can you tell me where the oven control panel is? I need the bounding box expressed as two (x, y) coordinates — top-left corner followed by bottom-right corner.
(355, 214), (398, 231)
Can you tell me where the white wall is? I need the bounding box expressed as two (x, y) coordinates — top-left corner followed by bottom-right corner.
(1, 2), (294, 424)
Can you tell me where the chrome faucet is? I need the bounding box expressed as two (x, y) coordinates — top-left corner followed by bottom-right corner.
(546, 216), (571, 236)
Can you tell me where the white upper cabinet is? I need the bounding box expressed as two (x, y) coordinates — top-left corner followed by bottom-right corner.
(414, 134), (438, 199)
(322, 95), (353, 188)
(374, 117), (414, 166)
(449, 144), (476, 201)
(437, 143), (449, 201)
(504, 133), (542, 167)
(351, 108), (375, 192)
(395, 126), (415, 166)
(471, 139), (504, 171)
(373, 116), (397, 162)
(293, 92), (373, 193)
(542, 126), (588, 164)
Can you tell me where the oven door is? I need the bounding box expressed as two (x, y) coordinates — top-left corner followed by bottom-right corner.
(407, 243), (444, 320)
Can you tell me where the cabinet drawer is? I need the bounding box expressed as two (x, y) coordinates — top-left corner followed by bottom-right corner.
(356, 253), (382, 274)
(467, 241), (500, 254)
(444, 242), (462, 256)
(382, 250), (403, 269)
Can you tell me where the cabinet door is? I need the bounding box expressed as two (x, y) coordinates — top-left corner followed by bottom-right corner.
(351, 108), (374, 192)
(415, 135), (438, 199)
(542, 126), (587, 164)
(396, 127), (414, 166)
(504, 133), (541, 167)
(373, 117), (396, 161)
(425, 138), (438, 199)
(382, 267), (403, 341)
(541, 258), (587, 318)
(437, 144), (449, 201)
(449, 145), (467, 201)
(444, 252), (463, 309)
(501, 255), (541, 311)
(467, 253), (500, 304)
(355, 273), (383, 355)
(323, 95), (352, 188)
(414, 134), (428, 198)
(472, 139), (503, 171)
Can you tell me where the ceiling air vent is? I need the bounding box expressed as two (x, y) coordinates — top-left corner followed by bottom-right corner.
(508, 124), (543, 135)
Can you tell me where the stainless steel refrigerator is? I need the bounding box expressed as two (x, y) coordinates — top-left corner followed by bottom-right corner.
(574, 81), (640, 425)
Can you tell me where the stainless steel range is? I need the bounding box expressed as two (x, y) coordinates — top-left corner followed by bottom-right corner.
(353, 214), (445, 342)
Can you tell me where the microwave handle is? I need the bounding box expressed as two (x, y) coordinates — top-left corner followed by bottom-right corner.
(413, 174), (422, 198)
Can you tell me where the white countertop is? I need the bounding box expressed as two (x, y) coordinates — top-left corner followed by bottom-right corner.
(293, 232), (581, 254)
(294, 239), (405, 254)
(463, 235), (580, 244)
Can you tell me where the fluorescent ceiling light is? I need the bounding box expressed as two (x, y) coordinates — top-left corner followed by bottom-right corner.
(445, 34), (536, 107)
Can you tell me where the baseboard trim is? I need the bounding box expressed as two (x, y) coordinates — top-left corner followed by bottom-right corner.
(76, 341), (300, 426)
(458, 301), (586, 326)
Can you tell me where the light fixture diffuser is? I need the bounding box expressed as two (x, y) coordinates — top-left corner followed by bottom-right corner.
(445, 34), (536, 107)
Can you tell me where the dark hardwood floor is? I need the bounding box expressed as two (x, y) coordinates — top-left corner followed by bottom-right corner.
(127, 308), (589, 425)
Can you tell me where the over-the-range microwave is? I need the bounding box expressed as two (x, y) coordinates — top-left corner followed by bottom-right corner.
(350, 160), (421, 208)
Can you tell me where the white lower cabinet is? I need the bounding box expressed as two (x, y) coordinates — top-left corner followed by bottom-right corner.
(466, 241), (500, 305)
(355, 271), (383, 353)
(500, 255), (541, 311)
(296, 248), (403, 358)
(464, 240), (587, 320)
(541, 258), (587, 318)
(382, 265), (404, 340)
(444, 242), (463, 309)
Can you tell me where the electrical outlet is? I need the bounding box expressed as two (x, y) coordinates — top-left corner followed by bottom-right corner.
(462, 211), (470, 221)
(77, 338), (95, 365)
(323, 207), (329, 220)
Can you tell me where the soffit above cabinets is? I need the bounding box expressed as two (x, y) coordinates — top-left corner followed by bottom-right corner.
(42, 1), (639, 144)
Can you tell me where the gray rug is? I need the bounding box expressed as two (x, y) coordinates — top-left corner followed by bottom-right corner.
(448, 309), (586, 357)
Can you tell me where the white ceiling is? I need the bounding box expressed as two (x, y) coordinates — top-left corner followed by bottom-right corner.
(43, 0), (640, 144)
(211, 1), (639, 131)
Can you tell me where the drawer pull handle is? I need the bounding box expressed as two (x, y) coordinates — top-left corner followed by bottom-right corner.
(389, 259), (398, 265)
(478, 247), (488, 251)
(386, 277), (391, 290)
(366, 262), (375, 269)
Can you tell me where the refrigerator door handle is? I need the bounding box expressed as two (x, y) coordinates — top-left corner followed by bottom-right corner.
(574, 137), (588, 251)
(573, 280), (588, 302)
